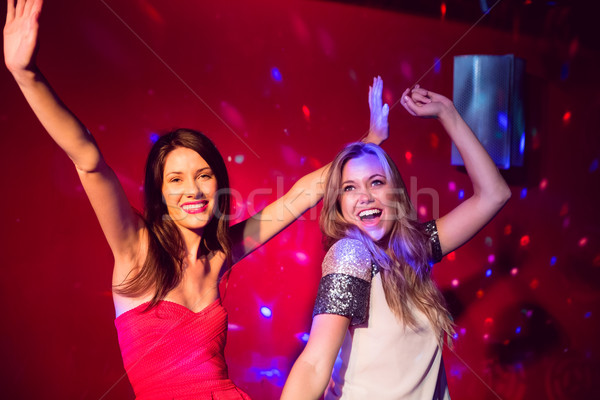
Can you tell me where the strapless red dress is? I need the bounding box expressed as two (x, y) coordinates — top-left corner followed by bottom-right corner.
(115, 298), (251, 399)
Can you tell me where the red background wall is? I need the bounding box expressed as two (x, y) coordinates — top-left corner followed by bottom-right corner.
(0, 1), (598, 399)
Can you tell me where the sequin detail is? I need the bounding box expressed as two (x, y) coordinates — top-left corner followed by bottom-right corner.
(313, 238), (373, 325)
(321, 238), (372, 281)
(313, 273), (370, 325)
(424, 220), (443, 264)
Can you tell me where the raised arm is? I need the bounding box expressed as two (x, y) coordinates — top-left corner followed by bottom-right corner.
(229, 77), (389, 263)
(401, 85), (511, 255)
(4, 0), (143, 271)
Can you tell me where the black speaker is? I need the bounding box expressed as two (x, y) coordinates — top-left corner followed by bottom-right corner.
(452, 54), (525, 169)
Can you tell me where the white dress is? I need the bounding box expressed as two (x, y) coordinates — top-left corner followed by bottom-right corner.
(313, 228), (449, 400)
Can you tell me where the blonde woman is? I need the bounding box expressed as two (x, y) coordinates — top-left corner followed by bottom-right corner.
(282, 85), (511, 399)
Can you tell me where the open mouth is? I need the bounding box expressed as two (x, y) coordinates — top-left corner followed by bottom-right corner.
(357, 208), (382, 221)
(181, 201), (208, 214)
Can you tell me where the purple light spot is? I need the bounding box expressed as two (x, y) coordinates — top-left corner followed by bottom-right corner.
(486, 269), (492, 277)
(560, 63), (569, 80)
(585, 312), (592, 318)
(497, 112), (508, 131)
(271, 67), (282, 82)
(550, 256), (557, 266)
(434, 57), (442, 74)
(520, 188), (527, 199)
(260, 306), (272, 318)
(149, 133), (160, 143)
(590, 159), (599, 173)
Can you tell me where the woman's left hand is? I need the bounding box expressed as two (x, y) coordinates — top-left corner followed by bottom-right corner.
(400, 85), (455, 120)
(366, 76), (389, 144)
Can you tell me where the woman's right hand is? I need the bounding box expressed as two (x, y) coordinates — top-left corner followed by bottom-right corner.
(4, 0), (43, 74)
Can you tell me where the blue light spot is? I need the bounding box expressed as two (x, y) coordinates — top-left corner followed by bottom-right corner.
(458, 190), (465, 199)
(259, 368), (282, 378)
(497, 112), (508, 131)
(560, 63), (569, 80)
(590, 159), (599, 173)
(434, 57), (441, 74)
(550, 256), (557, 266)
(520, 188), (527, 199)
(271, 67), (282, 82)
(149, 133), (160, 143)
(516, 326), (521, 334)
(585, 312), (591, 318)
(453, 333), (459, 339)
(260, 306), (272, 318)
(301, 333), (309, 342)
(519, 132), (526, 154)
(234, 154), (245, 164)
(486, 269), (492, 277)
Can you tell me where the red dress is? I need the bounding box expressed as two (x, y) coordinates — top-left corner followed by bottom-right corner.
(115, 298), (251, 399)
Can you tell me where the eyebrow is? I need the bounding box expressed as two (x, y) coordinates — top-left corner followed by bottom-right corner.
(342, 173), (386, 185)
(165, 167), (212, 177)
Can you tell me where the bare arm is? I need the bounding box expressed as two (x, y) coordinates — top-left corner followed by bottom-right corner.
(229, 77), (389, 264)
(281, 314), (350, 400)
(4, 0), (143, 272)
(402, 85), (511, 255)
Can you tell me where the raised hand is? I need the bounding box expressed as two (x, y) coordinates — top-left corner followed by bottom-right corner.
(366, 76), (389, 144)
(400, 84), (455, 120)
(4, 0), (43, 73)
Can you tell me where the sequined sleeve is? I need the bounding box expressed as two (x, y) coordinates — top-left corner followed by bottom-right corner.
(312, 239), (372, 325)
(424, 220), (443, 264)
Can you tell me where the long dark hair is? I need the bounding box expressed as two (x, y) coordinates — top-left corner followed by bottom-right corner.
(320, 142), (454, 345)
(114, 129), (232, 308)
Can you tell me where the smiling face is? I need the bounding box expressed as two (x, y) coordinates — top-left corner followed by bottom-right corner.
(339, 153), (397, 241)
(161, 147), (218, 233)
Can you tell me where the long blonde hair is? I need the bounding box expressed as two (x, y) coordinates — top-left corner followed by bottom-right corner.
(320, 142), (454, 345)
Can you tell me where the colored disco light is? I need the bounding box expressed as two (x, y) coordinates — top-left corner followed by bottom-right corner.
(485, 236), (493, 247)
(550, 256), (557, 266)
(560, 63), (569, 80)
(504, 224), (512, 235)
(589, 158), (598, 172)
(451, 279), (459, 287)
(441, 2), (447, 18)
(520, 235), (530, 246)
(433, 58), (442, 74)
(515, 326), (522, 334)
(302, 105), (310, 121)
(520, 188), (527, 198)
(562, 111), (571, 124)
(458, 190), (465, 199)
(149, 132), (160, 143)
(485, 269), (492, 277)
(584, 312), (592, 318)
(405, 151), (413, 163)
(519, 131), (526, 154)
(234, 155), (245, 164)
(453, 333), (458, 339)
(488, 254), (495, 263)
(448, 181), (456, 191)
(484, 317), (494, 326)
(260, 306), (272, 318)
(539, 178), (548, 190)
(476, 289), (484, 298)
(511, 267), (518, 276)
(418, 205), (427, 217)
(447, 251), (456, 261)
(497, 112), (508, 131)
(271, 67), (282, 82)
(578, 237), (588, 247)
(530, 279), (539, 289)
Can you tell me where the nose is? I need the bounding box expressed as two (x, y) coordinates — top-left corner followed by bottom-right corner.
(357, 189), (374, 204)
(184, 179), (203, 199)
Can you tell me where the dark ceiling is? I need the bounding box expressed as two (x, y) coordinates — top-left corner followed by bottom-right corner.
(324, 0), (597, 51)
